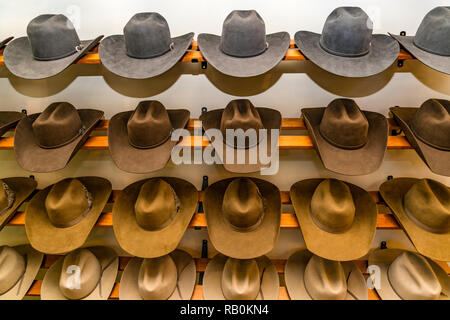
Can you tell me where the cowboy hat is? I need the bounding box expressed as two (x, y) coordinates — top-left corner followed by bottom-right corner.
(285, 249), (368, 300)
(119, 250), (196, 300)
(14, 102), (104, 172)
(390, 99), (450, 176)
(203, 253), (279, 300)
(290, 178), (378, 261)
(198, 10), (290, 77)
(113, 177), (198, 258)
(0, 36), (13, 50)
(108, 100), (190, 173)
(0, 111), (25, 137)
(99, 12), (194, 79)
(203, 177), (281, 259)
(302, 98), (388, 175)
(4, 14), (102, 80)
(25, 177), (112, 254)
(0, 245), (43, 300)
(41, 246), (118, 300)
(379, 178), (450, 261)
(295, 7), (399, 78)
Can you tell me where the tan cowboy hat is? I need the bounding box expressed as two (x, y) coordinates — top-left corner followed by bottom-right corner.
(290, 178), (378, 261)
(0, 111), (25, 137)
(204, 177), (281, 259)
(368, 249), (449, 300)
(14, 102), (104, 173)
(113, 177), (198, 258)
(25, 177), (112, 254)
(203, 253), (279, 300)
(379, 178), (450, 261)
(0, 177), (37, 231)
(119, 250), (196, 300)
(390, 99), (450, 176)
(285, 249), (368, 300)
(0, 245), (44, 300)
(41, 246), (118, 300)
(199, 99), (281, 173)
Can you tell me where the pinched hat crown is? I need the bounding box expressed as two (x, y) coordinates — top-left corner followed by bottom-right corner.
(0, 246), (26, 295)
(137, 255), (177, 300)
(221, 258), (260, 300)
(413, 7), (450, 56)
(0, 180), (15, 216)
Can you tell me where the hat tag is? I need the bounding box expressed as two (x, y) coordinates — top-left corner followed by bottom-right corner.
(0, 182), (15, 217)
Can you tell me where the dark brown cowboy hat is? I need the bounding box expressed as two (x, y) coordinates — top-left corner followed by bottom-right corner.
(25, 177), (112, 254)
(0, 111), (25, 137)
(203, 177), (281, 259)
(14, 102), (104, 173)
(379, 178), (450, 261)
(302, 98), (388, 175)
(112, 177), (198, 258)
(390, 99), (450, 176)
(108, 101), (190, 173)
(0, 37), (13, 50)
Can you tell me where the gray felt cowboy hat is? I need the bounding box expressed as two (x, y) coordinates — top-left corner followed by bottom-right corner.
(0, 36), (13, 50)
(198, 10), (290, 77)
(390, 7), (450, 75)
(4, 14), (102, 80)
(295, 7), (399, 78)
(99, 12), (194, 79)
(0, 111), (25, 137)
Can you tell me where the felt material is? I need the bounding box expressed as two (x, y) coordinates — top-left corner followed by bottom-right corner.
(0, 111), (25, 137)
(0, 36), (13, 50)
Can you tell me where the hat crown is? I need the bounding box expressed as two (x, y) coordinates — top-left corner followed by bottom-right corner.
(220, 10), (267, 57)
(0, 180), (15, 214)
(320, 7), (373, 57)
(310, 179), (356, 233)
(0, 246), (26, 295)
(137, 255), (177, 300)
(127, 101), (173, 148)
(413, 7), (450, 56)
(388, 252), (441, 300)
(27, 14), (81, 61)
(319, 99), (369, 149)
(221, 258), (260, 300)
(124, 12), (172, 59)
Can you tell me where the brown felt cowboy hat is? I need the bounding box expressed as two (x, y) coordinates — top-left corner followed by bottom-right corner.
(379, 178), (450, 261)
(203, 253), (279, 300)
(113, 177), (198, 258)
(14, 102), (104, 173)
(41, 246), (118, 300)
(25, 177), (112, 254)
(302, 98), (388, 175)
(390, 99), (450, 176)
(203, 177), (281, 259)
(285, 249), (368, 300)
(119, 250), (196, 300)
(0, 245), (43, 300)
(199, 99), (281, 173)
(290, 178), (378, 261)
(108, 101), (190, 173)
(369, 249), (449, 300)
(0, 111), (25, 137)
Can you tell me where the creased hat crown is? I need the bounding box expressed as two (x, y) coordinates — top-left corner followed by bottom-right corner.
(413, 7), (450, 56)
(137, 255), (177, 300)
(221, 258), (260, 300)
(0, 246), (26, 295)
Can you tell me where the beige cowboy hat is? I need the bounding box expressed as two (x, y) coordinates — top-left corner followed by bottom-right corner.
(203, 177), (281, 259)
(25, 177), (112, 254)
(285, 249), (368, 300)
(113, 177), (198, 258)
(203, 253), (279, 300)
(290, 178), (378, 261)
(379, 178), (450, 261)
(0, 111), (25, 137)
(119, 249), (196, 300)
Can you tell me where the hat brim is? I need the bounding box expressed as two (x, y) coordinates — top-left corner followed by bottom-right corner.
(290, 179), (377, 261)
(285, 249), (368, 300)
(204, 178), (281, 259)
(390, 107), (450, 176)
(295, 31), (399, 78)
(4, 36), (102, 80)
(25, 177), (112, 254)
(108, 109), (190, 173)
(41, 246), (118, 300)
(302, 108), (388, 175)
(99, 33), (194, 79)
(198, 32), (290, 77)
(0, 245), (44, 300)
(0, 111), (26, 137)
(112, 177), (198, 258)
(379, 178), (450, 261)
(119, 250), (196, 300)
(14, 109), (104, 173)
(368, 249), (450, 300)
(0, 36), (13, 50)
(203, 253), (279, 300)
